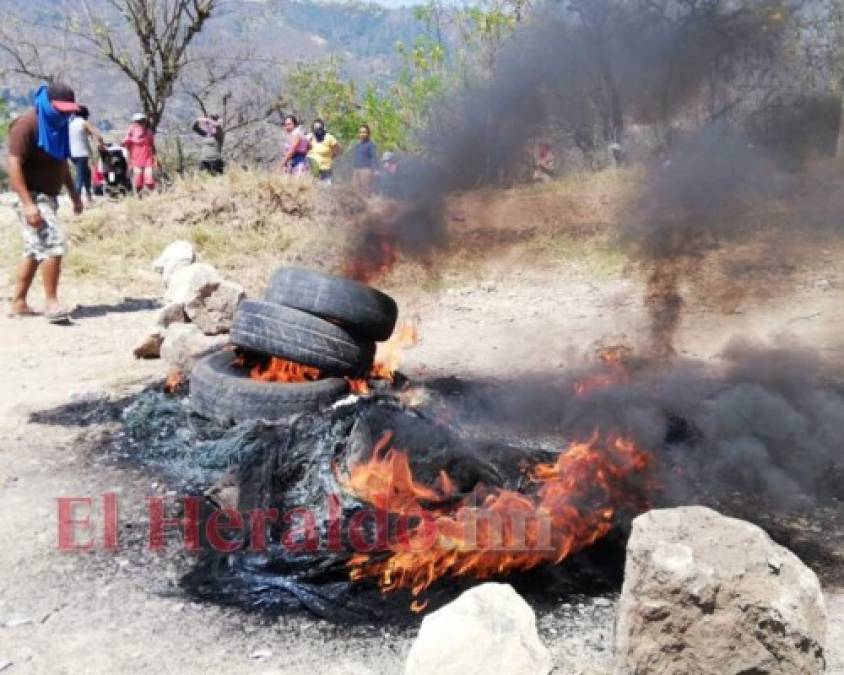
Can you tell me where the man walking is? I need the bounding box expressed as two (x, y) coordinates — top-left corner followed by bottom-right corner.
(7, 82), (83, 322)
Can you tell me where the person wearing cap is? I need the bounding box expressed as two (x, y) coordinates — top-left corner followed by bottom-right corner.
(7, 82), (83, 322)
(122, 112), (158, 194)
(306, 119), (341, 184)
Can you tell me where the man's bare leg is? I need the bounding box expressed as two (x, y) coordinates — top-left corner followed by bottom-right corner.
(41, 255), (63, 314)
(10, 256), (39, 315)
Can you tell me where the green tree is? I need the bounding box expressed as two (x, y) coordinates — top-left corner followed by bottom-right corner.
(286, 58), (365, 142)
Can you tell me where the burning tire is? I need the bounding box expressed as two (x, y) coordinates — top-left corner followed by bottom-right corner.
(230, 300), (375, 376)
(265, 267), (398, 341)
(190, 350), (349, 423)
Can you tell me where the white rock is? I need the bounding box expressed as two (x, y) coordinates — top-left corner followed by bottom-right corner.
(152, 240), (196, 284)
(185, 280), (245, 335)
(250, 648), (272, 660)
(160, 323), (226, 373)
(615, 506), (826, 675)
(164, 263), (222, 306)
(405, 583), (552, 675)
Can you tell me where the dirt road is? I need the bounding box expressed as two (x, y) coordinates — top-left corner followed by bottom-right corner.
(1, 260), (843, 673)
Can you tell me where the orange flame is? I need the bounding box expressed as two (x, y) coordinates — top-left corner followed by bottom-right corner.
(572, 346), (632, 396)
(251, 357), (321, 383)
(164, 370), (186, 394)
(347, 322), (421, 395)
(342, 429), (653, 601)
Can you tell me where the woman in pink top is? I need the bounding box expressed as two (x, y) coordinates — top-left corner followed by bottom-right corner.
(122, 112), (158, 194)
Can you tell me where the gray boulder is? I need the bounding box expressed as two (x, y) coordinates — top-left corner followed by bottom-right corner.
(164, 263), (222, 306)
(615, 506), (826, 675)
(160, 323), (227, 373)
(152, 240), (196, 284)
(405, 583), (552, 675)
(185, 280), (245, 335)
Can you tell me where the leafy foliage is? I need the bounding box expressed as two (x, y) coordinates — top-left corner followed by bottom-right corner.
(283, 2), (475, 152)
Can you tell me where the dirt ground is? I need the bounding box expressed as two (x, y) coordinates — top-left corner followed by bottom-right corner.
(2, 197), (844, 673)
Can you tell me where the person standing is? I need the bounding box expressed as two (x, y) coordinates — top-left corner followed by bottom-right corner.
(192, 114), (225, 175)
(122, 112), (158, 195)
(377, 151), (403, 198)
(7, 82), (83, 322)
(280, 115), (310, 177)
(69, 105), (105, 204)
(351, 124), (377, 198)
(306, 118), (341, 184)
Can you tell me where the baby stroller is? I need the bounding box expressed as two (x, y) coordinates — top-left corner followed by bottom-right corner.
(94, 144), (132, 198)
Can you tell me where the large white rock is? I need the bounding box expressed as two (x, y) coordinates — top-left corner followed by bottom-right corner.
(185, 280), (245, 335)
(164, 262), (222, 306)
(160, 323), (226, 373)
(152, 240), (196, 283)
(405, 583), (553, 675)
(615, 506), (826, 675)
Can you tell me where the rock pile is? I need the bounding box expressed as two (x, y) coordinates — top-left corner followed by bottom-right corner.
(133, 241), (245, 371)
(614, 506), (826, 675)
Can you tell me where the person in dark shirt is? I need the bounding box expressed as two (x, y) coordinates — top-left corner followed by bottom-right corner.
(7, 82), (83, 322)
(351, 124), (378, 198)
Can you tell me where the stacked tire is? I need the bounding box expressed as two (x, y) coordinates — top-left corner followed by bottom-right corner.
(190, 267), (398, 423)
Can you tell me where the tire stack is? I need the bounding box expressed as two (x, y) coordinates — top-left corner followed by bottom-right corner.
(190, 267), (398, 423)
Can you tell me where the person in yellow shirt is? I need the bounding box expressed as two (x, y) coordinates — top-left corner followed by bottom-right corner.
(307, 119), (342, 184)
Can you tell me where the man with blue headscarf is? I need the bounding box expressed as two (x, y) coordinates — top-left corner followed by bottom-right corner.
(7, 82), (83, 322)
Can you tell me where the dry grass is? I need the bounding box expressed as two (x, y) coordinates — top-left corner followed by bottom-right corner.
(0, 166), (640, 296)
(0, 168), (361, 296)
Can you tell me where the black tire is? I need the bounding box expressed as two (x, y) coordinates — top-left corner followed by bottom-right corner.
(230, 299), (375, 376)
(190, 350), (349, 423)
(265, 267), (398, 341)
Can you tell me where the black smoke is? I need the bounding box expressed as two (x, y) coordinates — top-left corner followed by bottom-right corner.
(346, 0), (794, 282)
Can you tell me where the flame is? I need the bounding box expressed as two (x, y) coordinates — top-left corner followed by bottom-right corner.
(164, 370), (186, 394)
(250, 357), (321, 383)
(373, 322), (420, 380)
(342, 429), (653, 600)
(572, 346), (632, 396)
(343, 233), (399, 284)
(347, 322), (421, 395)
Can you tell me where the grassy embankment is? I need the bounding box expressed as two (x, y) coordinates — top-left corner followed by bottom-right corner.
(0, 166), (640, 295)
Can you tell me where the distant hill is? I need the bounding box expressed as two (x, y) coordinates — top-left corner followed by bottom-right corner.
(280, 0), (423, 58)
(0, 0), (424, 125)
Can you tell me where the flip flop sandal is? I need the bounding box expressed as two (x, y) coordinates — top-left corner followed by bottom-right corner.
(45, 310), (71, 324)
(7, 310), (41, 318)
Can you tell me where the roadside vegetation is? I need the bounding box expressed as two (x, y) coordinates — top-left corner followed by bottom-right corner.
(0, 166), (638, 295)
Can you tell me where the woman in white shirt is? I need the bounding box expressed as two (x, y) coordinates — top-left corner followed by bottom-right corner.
(69, 106), (104, 203)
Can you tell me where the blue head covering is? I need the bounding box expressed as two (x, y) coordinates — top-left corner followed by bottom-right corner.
(34, 84), (72, 160)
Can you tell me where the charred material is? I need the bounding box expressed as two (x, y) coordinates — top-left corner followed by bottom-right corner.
(180, 397), (576, 619)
